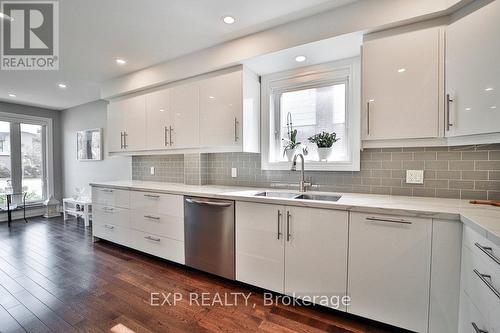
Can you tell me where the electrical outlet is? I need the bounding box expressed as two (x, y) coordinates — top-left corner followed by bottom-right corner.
(150, 166), (155, 175)
(231, 168), (237, 178)
(406, 170), (424, 184)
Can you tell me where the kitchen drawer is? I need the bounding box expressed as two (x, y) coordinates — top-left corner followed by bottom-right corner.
(130, 229), (184, 264)
(464, 226), (500, 273)
(93, 222), (130, 246)
(458, 290), (490, 333)
(461, 247), (500, 332)
(93, 204), (130, 229)
(92, 187), (130, 208)
(130, 210), (184, 241)
(130, 191), (183, 216)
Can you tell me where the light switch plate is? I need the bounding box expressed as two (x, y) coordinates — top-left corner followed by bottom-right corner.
(406, 170), (424, 184)
(150, 166), (155, 175)
(231, 168), (237, 178)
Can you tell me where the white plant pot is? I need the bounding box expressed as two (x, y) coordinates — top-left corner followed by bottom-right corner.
(284, 148), (296, 161)
(317, 147), (333, 161)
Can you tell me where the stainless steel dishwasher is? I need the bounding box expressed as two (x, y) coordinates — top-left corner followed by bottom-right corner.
(184, 196), (235, 280)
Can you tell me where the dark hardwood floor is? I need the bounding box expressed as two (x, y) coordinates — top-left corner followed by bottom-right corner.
(0, 217), (404, 333)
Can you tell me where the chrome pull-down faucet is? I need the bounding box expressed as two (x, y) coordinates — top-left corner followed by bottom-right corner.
(291, 153), (312, 192)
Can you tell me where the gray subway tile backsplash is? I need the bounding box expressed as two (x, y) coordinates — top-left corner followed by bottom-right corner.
(132, 144), (500, 200)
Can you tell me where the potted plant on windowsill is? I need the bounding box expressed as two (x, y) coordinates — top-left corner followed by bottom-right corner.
(308, 131), (339, 161)
(282, 129), (301, 161)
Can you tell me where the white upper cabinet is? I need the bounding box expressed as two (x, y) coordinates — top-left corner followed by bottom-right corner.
(169, 82), (199, 149)
(446, 1), (500, 137)
(107, 95), (146, 152)
(145, 88), (171, 150)
(362, 27), (442, 141)
(107, 66), (259, 155)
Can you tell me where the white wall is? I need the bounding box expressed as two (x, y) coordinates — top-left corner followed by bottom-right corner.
(61, 100), (131, 198)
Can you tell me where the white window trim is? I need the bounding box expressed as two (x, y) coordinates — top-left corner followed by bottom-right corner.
(0, 111), (54, 202)
(261, 57), (361, 171)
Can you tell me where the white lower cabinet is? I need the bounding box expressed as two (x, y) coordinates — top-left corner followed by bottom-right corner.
(348, 213), (432, 332)
(235, 201), (348, 309)
(92, 187), (184, 264)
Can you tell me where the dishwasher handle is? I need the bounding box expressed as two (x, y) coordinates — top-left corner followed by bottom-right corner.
(185, 198), (233, 207)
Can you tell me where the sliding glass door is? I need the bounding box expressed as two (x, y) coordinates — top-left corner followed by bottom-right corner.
(0, 117), (47, 204)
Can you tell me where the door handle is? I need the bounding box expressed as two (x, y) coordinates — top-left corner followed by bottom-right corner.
(366, 217), (412, 225)
(286, 211), (291, 241)
(145, 235), (161, 242)
(165, 126), (169, 146)
(104, 224), (115, 230)
(366, 101), (370, 135)
(144, 215), (160, 221)
(473, 269), (500, 299)
(144, 194), (160, 199)
(120, 132), (124, 149)
(277, 210), (282, 240)
(472, 322), (489, 333)
(185, 198), (232, 207)
(169, 126), (173, 146)
(446, 93), (454, 131)
(123, 132), (128, 148)
(234, 117), (239, 142)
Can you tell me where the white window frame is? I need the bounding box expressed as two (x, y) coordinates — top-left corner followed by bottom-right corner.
(261, 57), (361, 171)
(0, 111), (54, 204)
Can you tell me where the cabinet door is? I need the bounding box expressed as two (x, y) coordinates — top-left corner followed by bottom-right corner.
(170, 83), (199, 149)
(446, 1), (500, 137)
(235, 202), (284, 293)
(107, 100), (127, 152)
(362, 27), (441, 140)
(284, 207), (348, 310)
(199, 71), (242, 148)
(124, 95), (146, 151)
(348, 213), (432, 332)
(145, 89), (171, 150)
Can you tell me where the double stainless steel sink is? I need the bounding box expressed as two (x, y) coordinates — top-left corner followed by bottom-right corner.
(254, 191), (342, 202)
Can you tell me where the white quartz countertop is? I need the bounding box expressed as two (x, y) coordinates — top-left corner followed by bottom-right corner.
(90, 180), (500, 247)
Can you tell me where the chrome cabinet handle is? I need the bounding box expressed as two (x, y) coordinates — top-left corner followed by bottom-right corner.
(144, 194), (160, 199)
(446, 93), (454, 131)
(474, 269), (500, 299)
(366, 217), (412, 225)
(144, 215), (160, 221)
(286, 211), (291, 241)
(277, 210), (282, 240)
(104, 224), (114, 230)
(185, 198), (232, 207)
(103, 207), (115, 213)
(164, 126), (169, 146)
(234, 117), (239, 142)
(472, 322), (488, 333)
(475, 243), (500, 266)
(169, 126), (173, 146)
(120, 132), (124, 149)
(101, 189), (114, 193)
(145, 235), (161, 242)
(123, 132), (128, 148)
(366, 101), (371, 135)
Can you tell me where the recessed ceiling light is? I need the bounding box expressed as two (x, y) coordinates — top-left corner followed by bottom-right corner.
(8, 93), (16, 98)
(0, 12), (13, 22)
(397, 68), (406, 73)
(295, 55), (306, 63)
(209, 96), (215, 99)
(490, 106), (497, 109)
(159, 109), (165, 112)
(368, 99), (375, 103)
(222, 16), (235, 24)
(465, 107), (472, 111)
(485, 87), (494, 91)
(115, 58), (126, 65)
(58, 83), (68, 89)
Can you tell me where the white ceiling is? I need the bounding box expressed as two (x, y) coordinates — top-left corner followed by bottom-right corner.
(0, 0), (357, 110)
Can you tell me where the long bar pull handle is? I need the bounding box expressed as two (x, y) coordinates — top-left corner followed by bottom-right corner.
(286, 211), (291, 241)
(144, 215), (160, 221)
(101, 188), (114, 193)
(165, 126), (169, 146)
(474, 269), (500, 299)
(366, 217), (412, 225)
(366, 102), (370, 135)
(144, 194), (160, 199)
(234, 117), (239, 142)
(475, 242), (500, 266)
(120, 132), (124, 149)
(446, 93), (454, 131)
(104, 224), (115, 230)
(472, 322), (489, 333)
(185, 198), (233, 207)
(277, 210), (282, 240)
(169, 126), (173, 146)
(123, 132), (128, 149)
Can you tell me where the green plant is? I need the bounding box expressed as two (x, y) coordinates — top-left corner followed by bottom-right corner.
(282, 129), (301, 155)
(308, 131), (339, 148)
